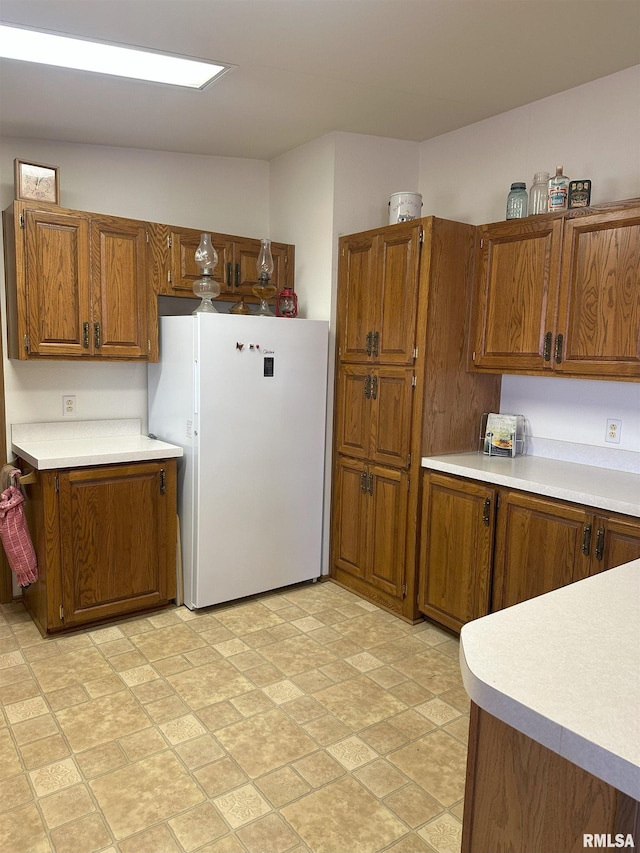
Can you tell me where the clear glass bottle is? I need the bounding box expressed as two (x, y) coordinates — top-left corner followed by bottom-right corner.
(548, 166), (570, 212)
(506, 183), (528, 219)
(528, 171), (549, 215)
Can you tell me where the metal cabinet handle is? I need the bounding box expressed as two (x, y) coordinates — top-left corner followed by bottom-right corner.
(372, 331), (379, 357)
(365, 331), (372, 356)
(160, 469), (166, 495)
(235, 263), (240, 288)
(364, 375), (371, 399)
(368, 472), (374, 495)
(582, 522), (592, 556)
(94, 322), (101, 349)
(595, 526), (605, 561)
(83, 322), (89, 349)
(555, 333), (563, 363)
(482, 497), (491, 526)
(227, 262), (232, 287)
(543, 331), (552, 361)
(371, 375), (378, 400)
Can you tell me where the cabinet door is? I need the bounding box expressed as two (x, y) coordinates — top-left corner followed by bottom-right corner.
(232, 238), (292, 295)
(472, 218), (562, 372)
(369, 367), (414, 467)
(590, 513), (640, 575)
(492, 491), (591, 610)
(91, 216), (149, 358)
(334, 365), (414, 466)
(168, 227), (232, 295)
(418, 473), (495, 632)
(375, 223), (421, 363)
(366, 465), (408, 598)
(555, 207), (640, 379)
(337, 234), (377, 361)
(59, 462), (175, 626)
(331, 456), (368, 580)
(23, 207), (91, 357)
(334, 364), (370, 460)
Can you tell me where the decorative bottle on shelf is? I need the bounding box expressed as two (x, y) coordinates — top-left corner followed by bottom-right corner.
(547, 166), (570, 212)
(528, 171), (549, 215)
(506, 183), (528, 219)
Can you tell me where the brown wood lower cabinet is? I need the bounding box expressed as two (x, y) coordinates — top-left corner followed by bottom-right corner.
(462, 702), (639, 853)
(22, 459), (177, 634)
(419, 471), (640, 631)
(331, 455), (408, 613)
(418, 473), (495, 633)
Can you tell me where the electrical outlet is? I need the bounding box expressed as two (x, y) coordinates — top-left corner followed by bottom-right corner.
(605, 418), (621, 444)
(62, 395), (76, 416)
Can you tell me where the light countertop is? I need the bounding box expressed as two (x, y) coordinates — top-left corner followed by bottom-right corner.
(460, 559), (640, 800)
(12, 419), (183, 470)
(422, 451), (640, 517)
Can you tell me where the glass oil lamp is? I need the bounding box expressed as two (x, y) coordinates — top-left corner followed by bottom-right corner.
(192, 233), (220, 314)
(252, 238), (277, 317)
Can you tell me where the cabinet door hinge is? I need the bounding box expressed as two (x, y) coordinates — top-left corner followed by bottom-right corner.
(480, 238), (484, 248)
(411, 375), (417, 387)
(23, 334), (30, 352)
(402, 583), (407, 598)
(59, 604), (64, 621)
(419, 228), (424, 244)
(412, 347), (418, 360)
(167, 270), (172, 284)
(54, 475), (59, 492)
(19, 212), (25, 228)
(472, 351), (477, 362)
(407, 453), (412, 467)
(160, 468), (166, 495)
(167, 235), (172, 248)
(148, 339), (151, 354)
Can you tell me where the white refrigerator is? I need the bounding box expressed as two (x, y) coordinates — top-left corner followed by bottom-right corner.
(148, 313), (329, 610)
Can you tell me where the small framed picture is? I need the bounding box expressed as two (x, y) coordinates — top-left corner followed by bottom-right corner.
(14, 159), (60, 205)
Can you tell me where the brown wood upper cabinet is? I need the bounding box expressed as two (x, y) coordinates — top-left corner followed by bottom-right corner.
(337, 223), (421, 365)
(149, 223), (294, 299)
(470, 201), (640, 380)
(3, 201), (149, 360)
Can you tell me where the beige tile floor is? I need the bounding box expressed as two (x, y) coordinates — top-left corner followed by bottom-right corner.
(0, 580), (469, 853)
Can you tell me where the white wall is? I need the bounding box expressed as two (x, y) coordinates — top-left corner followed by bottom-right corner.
(0, 138), (270, 442)
(419, 66), (640, 462)
(269, 133), (336, 321)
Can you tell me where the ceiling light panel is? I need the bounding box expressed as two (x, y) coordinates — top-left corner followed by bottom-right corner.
(0, 23), (230, 89)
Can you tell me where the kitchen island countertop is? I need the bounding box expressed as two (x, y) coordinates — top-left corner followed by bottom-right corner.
(12, 419), (183, 470)
(421, 451), (640, 517)
(460, 558), (640, 800)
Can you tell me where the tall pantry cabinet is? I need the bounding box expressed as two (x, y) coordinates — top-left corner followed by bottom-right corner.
(330, 218), (501, 621)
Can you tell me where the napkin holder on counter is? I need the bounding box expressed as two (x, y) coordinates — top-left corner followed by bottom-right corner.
(480, 413), (526, 458)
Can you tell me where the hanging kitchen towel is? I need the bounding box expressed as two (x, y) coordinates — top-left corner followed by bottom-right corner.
(0, 470), (38, 588)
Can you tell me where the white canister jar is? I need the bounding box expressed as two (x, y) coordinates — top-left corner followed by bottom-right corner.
(389, 192), (422, 224)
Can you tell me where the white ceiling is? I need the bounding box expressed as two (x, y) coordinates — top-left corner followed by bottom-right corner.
(1, 0), (639, 161)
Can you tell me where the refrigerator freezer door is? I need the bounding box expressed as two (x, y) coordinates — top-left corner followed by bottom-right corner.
(193, 314), (328, 607)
